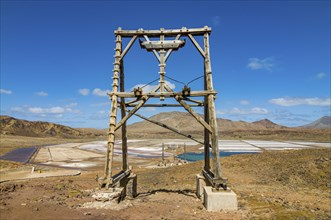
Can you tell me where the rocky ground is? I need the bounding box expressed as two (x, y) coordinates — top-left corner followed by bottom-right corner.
(0, 147), (330, 219)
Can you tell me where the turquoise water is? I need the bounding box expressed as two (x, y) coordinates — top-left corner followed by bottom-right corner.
(177, 151), (258, 162)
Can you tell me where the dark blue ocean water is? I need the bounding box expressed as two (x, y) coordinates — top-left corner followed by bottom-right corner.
(177, 151), (257, 162)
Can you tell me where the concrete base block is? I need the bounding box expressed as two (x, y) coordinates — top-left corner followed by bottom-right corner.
(120, 173), (137, 199)
(203, 186), (238, 211)
(196, 174), (211, 199)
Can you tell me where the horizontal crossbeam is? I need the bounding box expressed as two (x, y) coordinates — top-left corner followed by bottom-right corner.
(115, 26), (211, 37)
(108, 90), (217, 98)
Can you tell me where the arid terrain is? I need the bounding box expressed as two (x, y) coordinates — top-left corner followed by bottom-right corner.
(0, 114), (330, 219)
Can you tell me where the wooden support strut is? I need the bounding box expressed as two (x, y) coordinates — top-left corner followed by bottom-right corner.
(128, 110), (204, 145)
(164, 84), (213, 134)
(101, 33), (122, 187)
(204, 32), (222, 180)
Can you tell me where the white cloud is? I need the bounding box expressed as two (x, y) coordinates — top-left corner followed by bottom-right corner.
(247, 57), (275, 71)
(240, 100), (250, 105)
(131, 80), (176, 92)
(0, 89), (12, 94)
(12, 105), (80, 115)
(269, 97), (331, 106)
(316, 72), (326, 79)
(217, 107), (269, 115)
(92, 88), (111, 97)
(36, 91), (48, 96)
(78, 88), (90, 96)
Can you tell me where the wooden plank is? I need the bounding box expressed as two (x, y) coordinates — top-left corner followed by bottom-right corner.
(109, 90), (217, 98)
(188, 34), (205, 58)
(115, 26), (211, 37)
(120, 35), (137, 61)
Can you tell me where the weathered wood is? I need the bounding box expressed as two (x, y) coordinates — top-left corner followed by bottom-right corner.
(164, 34), (181, 62)
(188, 34), (205, 58)
(109, 90), (217, 98)
(183, 97), (204, 105)
(102, 34), (122, 186)
(159, 33), (165, 101)
(143, 35), (160, 62)
(128, 110), (204, 145)
(120, 60), (128, 171)
(204, 63), (210, 171)
(120, 35), (137, 61)
(164, 84), (213, 133)
(115, 26), (211, 37)
(115, 96), (149, 131)
(204, 32), (221, 179)
(121, 103), (203, 107)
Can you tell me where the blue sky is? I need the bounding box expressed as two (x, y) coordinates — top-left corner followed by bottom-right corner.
(1, 0), (330, 128)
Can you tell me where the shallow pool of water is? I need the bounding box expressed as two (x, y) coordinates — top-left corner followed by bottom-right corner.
(177, 151), (258, 162)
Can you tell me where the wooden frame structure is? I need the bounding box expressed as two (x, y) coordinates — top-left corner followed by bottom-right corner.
(99, 26), (227, 191)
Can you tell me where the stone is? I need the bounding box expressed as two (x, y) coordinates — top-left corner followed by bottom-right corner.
(203, 186), (238, 211)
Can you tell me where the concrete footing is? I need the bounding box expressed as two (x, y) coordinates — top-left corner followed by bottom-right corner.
(203, 186), (238, 211)
(120, 173), (137, 199)
(196, 173), (238, 211)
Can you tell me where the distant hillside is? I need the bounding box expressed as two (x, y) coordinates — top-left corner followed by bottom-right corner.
(125, 111), (286, 138)
(300, 116), (331, 129)
(0, 115), (104, 138)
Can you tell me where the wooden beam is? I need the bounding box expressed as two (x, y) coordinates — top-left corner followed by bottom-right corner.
(119, 35), (137, 61)
(115, 26), (211, 37)
(121, 103), (203, 107)
(128, 110), (204, 145)
(114, 96), (149, 131)
(101, 34), (122, 187)
(109, 90), (217, 98)
(143, 35), (161, 62)
(204, 32), (222, 180)
(164, 34), (181, 62)
(163, 84), (213, 133)
(188, 34), (205, 58)
(120, 60), (128, 171)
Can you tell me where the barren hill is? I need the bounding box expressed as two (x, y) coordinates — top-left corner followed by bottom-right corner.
(0, 115), (103, 138)
(299, 116), (331, 129)
(125, 111), (286, 138)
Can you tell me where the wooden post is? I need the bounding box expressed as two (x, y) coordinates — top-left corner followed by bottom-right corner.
(204, 30), (221, 179)
(184, 143), (186, 161)
(162, 143), (164, 162)
(159, 30), (165, 101)
(120, 59), (128, 171)
(102, 30), (122, 187)
(204, 63), (210, 171)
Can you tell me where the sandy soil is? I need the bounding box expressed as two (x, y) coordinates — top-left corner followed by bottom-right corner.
(0, 147), (330, 220)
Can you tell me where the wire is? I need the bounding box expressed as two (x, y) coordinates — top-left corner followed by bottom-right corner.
(164, 75), (185, 85)
(187, 75), (204, 86)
